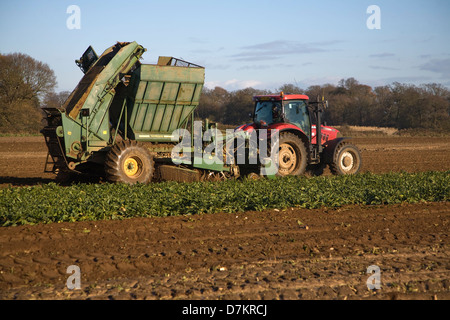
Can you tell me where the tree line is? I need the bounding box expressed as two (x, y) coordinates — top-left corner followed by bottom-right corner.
(1, 52), (449, 134)
(198, 79), (450, 131)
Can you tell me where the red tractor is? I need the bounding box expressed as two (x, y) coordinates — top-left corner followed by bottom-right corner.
(236, 92), (362, 177)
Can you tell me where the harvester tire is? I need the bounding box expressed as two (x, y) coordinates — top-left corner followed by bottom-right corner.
(329, 142), (362, 175)
(276, 132), (307, 177)
(105, 140), (154, 184)
(55, 169), (76, 184)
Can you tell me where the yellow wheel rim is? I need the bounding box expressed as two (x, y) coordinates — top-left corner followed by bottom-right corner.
(124, 157), (140, 177)
(278, 143), (297, 176)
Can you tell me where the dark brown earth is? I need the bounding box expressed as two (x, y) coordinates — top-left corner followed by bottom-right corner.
(0, 136), (449, 300)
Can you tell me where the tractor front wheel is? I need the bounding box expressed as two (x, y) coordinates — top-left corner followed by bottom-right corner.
(105, 140), (154, 184)
(330, 142), (362, 175)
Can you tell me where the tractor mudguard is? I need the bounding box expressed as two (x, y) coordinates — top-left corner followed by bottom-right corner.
(322, 137), (349, 164)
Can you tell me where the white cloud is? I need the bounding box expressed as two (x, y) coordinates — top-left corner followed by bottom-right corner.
(369, 65), (399, 71)
(232, 40), (343, 62)
(205, 79), (264, 90)
(369, 53), (396, 58)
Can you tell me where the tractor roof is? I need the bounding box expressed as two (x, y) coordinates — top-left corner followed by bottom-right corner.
(253, 92), (309, 101)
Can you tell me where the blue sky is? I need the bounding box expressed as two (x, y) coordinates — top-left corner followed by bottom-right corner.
(1, 0), (449, 92)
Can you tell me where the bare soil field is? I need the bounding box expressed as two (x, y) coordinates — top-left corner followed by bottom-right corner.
(0, 136), (449, 300)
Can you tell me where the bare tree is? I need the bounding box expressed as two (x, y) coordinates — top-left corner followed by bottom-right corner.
(0, 53), (57, 104)
(277, 84), (304, 95)
(0, 52), (57, 133)
(43, 91), (71, 109)
(198, 87), (230, 123)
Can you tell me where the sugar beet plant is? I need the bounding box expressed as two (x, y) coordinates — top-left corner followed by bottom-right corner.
(1, 171), (449, 226)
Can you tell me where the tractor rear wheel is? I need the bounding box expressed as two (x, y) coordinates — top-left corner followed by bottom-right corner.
(330, 142), (362, 175)
(276, 133), (307, 177)
(105, 140), (154, 184)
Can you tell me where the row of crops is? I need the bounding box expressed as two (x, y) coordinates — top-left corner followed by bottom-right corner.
(1, 171), (449, 226)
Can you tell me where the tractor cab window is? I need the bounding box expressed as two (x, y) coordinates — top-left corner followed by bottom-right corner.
(254, 101), (279, 125)
(284, 100), (311, 138)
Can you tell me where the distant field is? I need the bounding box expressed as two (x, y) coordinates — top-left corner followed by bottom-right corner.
(336, 125), (450, 137)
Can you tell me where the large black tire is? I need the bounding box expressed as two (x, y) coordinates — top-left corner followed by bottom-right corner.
(105, 140), (154, 184)
(329, 142), (362, 175)
(276, 132), (308, 177)
(55, 169), (76, 184)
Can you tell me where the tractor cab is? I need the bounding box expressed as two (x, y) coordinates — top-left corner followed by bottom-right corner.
(253, 93), (312, 140)
(251, 92), (342, 146)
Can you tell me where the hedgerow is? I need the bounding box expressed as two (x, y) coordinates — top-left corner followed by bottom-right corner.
(1, 171), (448, 226)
